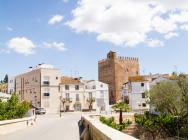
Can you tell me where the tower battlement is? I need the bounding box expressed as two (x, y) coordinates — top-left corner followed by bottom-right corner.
(118, 56), (139, 61)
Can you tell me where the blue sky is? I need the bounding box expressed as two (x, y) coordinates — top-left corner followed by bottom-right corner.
(1, 0), (188, 80)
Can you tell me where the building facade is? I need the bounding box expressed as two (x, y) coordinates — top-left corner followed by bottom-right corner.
(8, 76), (15, 94)
(60, 76), (85, 112)
(84, 80), (110, 112)
(15, 64), (61, 114)
(59, 77), (110, 112)
(121, 75), (173, 114)
(98, 51), (140, 104)
(121, 76), (150, 113)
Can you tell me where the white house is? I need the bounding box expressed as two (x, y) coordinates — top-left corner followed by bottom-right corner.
(59, 76), (85, 111)
(121, 75), (174, 114)
(121, 77), (150, 113)
(59, 77), (110, 112)
(84, 80), (110, 112)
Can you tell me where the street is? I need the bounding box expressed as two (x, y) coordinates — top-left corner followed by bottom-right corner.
(0, 112), (83, 140)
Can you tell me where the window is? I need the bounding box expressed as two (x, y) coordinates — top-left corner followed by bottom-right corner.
(65, 85), (69, 90)
(43, 81), (50, 85)
(89, 92), (93, 99)
(141, 83), (144, 87)
(142, 92), (145, 98)
(92, 85), (96, 89)
(75, 85), (79, 90)
(100, 84), (103, 88)
(43, 76), (50, 85)
(56, 77), (58, 80)
(76, 94), (79, 101)
(44, 93), (50, 96)
(142, 103), (146, 107)
(44, 88), (50, 96)
(66, 93), (70, 100)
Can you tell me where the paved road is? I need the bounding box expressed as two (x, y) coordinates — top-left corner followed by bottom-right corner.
(0, 112), (83, 140)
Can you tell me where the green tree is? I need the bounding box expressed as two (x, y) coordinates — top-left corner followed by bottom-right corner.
(86, 98), (95, 111)
(135, 112), (175, 140)
(0, 93), (30, 120)
(112, 102), (129, 124)
(148, 74), (188, 138)
(3, 74), (8, 83)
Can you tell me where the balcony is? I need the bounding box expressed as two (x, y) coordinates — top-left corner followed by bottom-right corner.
(66, 98), (72, 102)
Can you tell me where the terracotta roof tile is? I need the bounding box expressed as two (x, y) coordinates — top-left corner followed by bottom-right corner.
(128, 76), (148, 82)
(60, 76), (82, 84)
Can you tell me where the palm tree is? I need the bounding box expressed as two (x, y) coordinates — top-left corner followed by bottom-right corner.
(112, 102), (129, 124)
(86, 98), (95, 111)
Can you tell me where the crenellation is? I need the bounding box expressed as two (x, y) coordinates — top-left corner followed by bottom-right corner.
(117, 56), (139, 61)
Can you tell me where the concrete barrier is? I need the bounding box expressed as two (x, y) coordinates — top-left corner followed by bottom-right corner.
(79, 114), (138, 140)
(0, 116), (36, 135)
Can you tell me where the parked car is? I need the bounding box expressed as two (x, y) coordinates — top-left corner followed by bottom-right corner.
(35, 107), (46, 115)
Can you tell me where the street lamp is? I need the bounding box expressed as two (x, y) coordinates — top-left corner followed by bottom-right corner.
(174, 116), (180, 140)
(60, 96), (62, 117)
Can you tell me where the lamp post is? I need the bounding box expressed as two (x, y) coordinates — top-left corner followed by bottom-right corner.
(60, 96), (62, 117)
(174, 116), (180, 140)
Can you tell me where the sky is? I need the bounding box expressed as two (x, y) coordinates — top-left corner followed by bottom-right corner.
(1, 0), (188, 80)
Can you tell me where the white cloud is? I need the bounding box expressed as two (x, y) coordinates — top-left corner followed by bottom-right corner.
(164, 32), (179, 39)
(43, 42), (67, 52)
(146, 39), (164, 47)
(67, 0), (188, 47)
(48, 15), (64, 25)
(152, 16), (177, 34)
(8, 37), (36, 55)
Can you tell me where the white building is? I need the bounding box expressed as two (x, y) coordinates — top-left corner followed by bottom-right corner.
(122, 78), (150, 113)
(59, 76), (85, 111)
(59, 77), (110, 112)
(121, 75), (173, 114)
(8, 76), (15, 94)
(84, 80), (110, 112)
(15, 64), (61, 114)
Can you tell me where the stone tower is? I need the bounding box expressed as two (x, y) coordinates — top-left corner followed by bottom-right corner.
(98, 51), (140, 104)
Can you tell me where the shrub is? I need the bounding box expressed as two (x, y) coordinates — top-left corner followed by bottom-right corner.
(0, 94), (30, 120)
(100, 116), (132, 131)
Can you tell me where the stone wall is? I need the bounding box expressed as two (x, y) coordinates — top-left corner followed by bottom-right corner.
(79, 114), (138, 140)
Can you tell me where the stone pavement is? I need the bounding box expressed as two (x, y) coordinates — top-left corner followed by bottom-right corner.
(0, 112), (83, 140)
